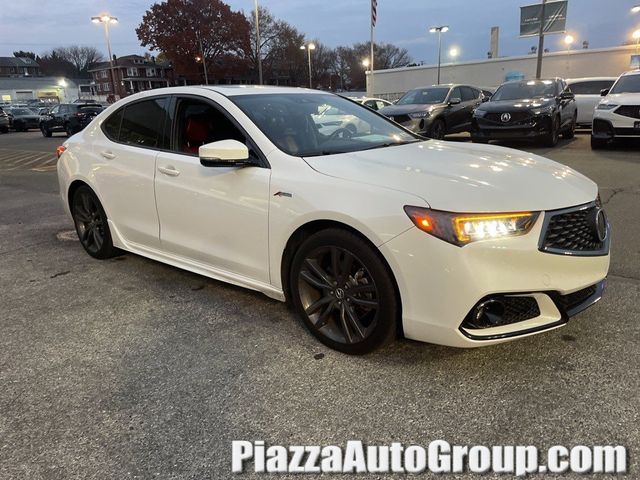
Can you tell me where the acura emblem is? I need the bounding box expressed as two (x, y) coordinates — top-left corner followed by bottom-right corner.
(500, 112), (511, 123)
(590, 208), (608, 242)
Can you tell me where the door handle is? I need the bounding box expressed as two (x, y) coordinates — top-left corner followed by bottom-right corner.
(158, 165), (180, 177)
(100, 150), (116, 160)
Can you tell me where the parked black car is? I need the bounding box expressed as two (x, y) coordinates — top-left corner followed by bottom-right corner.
(5, 107), (41, 131)
(0, 108), (9, 133)
(472, 78), (577, 147)
(40, 103), (103, 137)
(378, 84), (485, 139)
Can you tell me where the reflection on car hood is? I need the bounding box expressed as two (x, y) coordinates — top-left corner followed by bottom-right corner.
(11, 114), (40, 120)
(604, 93), (640, 105)
(378, 104), (439, 116)
(304, 141), (596, 212)
(477, 98), (556, 112)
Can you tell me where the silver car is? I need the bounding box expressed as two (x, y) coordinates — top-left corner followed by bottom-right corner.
(567, 77), (617, 127)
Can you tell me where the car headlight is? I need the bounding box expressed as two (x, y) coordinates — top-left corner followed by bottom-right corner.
(404, 206), (540, 246)
(597, 103), (618, 110)
(409, 111), (431, 119)
(532, 106), (554, 115)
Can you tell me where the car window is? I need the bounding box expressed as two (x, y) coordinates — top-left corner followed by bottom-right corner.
(174, 97), (246, 156)
(492, 80), (557, 101)
(449, 87), (462, 101)
(460, 87), (478, 102)
(376, 100), (387, 110)
(609, 75), (640, 94)
(364, 100), (378, 110)
(50, 106), (59, 115)
(568, 80), (615, 95)
(119, 97), (170, 148)
(102, 108), (124, 141)
(396, 87), (449, 105)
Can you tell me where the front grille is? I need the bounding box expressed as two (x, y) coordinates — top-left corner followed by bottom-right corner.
(615, 105), (640, 119)
(539, 203), (607, 255)
(484, 111), (533, 124)
(556, 285), (597, 313)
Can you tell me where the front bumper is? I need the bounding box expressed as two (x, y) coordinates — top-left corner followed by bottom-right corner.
(472, 115), (552, 141)
(380, 211), (610, 348)
(389, 115), (433, 134)
(592, 114), (640, 139)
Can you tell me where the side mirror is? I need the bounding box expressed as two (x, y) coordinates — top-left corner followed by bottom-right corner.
(481, 95), (491, 103)
(448, 97), (462, 105)
(560, 92), (575, 100)
(199, 139), (253, 168)
(600, 88), (610, 97)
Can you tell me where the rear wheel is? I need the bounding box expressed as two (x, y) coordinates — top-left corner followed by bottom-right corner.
(429, 119), (446, 140)
(71, 186), (119, 259)
(40, 124), (52, 137)
(471, 136), (489, 144)
(65, 123), (75, 137)
(289, 229), (398, 354)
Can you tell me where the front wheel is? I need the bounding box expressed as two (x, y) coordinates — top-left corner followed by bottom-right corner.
(428, 119), (446, 140)
(65, 123), (75, 137)
(563, 113), (577, 139)
(289, 229), (398, 354)
(542, 116), (560, 147)
(40, 125), (52, 137)
(71, 186), (119, 259)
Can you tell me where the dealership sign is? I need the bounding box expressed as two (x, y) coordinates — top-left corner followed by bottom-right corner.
(520, 1), (568, 37)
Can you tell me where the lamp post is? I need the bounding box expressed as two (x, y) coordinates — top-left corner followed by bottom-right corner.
(254, 0), (263, 85)
(564, 34), (574, 74)
(300, 43), (316, 89)
(91, 14), (118, 98)
(633, 30), (640, 53)
(195, 31), (209, 85)
(429, 25), (449, 85)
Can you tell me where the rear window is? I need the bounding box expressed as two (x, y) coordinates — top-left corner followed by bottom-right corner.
(102, 108), (123, 141)
(78, 106), (102, 115)
(102, 97), (170, 149)
(569, 80), (615, 95)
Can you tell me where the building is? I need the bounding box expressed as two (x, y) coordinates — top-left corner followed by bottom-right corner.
(0, 57), (41, 78)
(367, 45), (640, 99)
(0, 77), (79, 104)
(87, 54), (176, 99)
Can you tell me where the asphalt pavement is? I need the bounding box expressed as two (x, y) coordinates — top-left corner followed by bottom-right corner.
(0, 131), (639, 479)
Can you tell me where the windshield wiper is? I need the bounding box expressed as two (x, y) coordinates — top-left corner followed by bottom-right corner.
(359, 140), (421, 151)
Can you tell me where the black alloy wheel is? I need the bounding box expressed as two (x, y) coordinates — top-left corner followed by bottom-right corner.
(429, 119), (446, 140)
(290, 229), (397, 354)
(563, 113), (577, 139)
(71, 186), (118, 259)
(65, 123), (75, 137)
(40, 124), (52, 137)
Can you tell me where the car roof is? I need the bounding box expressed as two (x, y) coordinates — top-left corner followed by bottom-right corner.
(566, 77), (617, 83)
(197, 85), (319, 97)
(620, 69), (640, 77)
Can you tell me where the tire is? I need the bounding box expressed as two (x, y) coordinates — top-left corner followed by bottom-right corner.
(65, 123), (75, 137)
(0, 126), (8, 134)
(289, 229), (398, 355)
(41, 125), (52, 137)
(542, 115), (560, 147)
(471, 136), (489, 144)
(563, 113), (577, 139)
(428, 119), (446, 140)
(591, 136), (608, 150)
(71, 186), (119, 259)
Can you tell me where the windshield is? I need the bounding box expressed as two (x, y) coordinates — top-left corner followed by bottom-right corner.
(230, 93), (420, 157)
(10, 108), (33, 115)
(396, 87), (449, 105)
(610, 75), (640, 94)
(492, 81), (557, 101)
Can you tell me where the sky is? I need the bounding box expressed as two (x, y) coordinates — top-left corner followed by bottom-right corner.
(1, 0), (640, 65)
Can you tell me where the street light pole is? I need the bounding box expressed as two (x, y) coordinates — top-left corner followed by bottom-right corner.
(429, 26), (449, 85)
(196, 31), (209, 85)
(91, 15), (119, 99)
(300, 43), (315, 89)
(254, 0), (263, 85)
(535, 0), (547, 79)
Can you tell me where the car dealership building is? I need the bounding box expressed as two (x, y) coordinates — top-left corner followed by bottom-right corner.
(367, 45), (640, 100)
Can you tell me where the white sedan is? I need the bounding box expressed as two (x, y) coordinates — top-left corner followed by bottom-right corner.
(57, 86), (610, 354)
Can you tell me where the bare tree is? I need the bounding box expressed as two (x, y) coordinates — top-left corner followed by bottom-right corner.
(54, 46), (104, 76)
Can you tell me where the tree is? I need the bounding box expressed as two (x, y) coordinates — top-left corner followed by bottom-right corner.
(136, 0), (251, 83)
(38, 50), (76, 78)
(13, 50), (36, 60)
(57, 46), (104, 76)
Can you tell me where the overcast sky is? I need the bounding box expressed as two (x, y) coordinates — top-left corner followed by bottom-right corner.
(1, 0), (639, 64)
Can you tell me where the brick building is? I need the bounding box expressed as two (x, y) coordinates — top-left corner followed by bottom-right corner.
(0, 57), (41, 77)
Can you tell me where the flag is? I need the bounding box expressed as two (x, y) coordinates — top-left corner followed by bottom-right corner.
(371, 0), (377, 27)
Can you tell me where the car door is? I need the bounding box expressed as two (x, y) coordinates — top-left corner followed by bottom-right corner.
(46, 105), (60, 129)
(90, 97), (170, 249)
(459, 87), (481, 132)
(558, 80), (574, 129)
(154, 95), (271, 283)
(445, 87), (467, 132)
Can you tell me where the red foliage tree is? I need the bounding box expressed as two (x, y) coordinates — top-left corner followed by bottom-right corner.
(136, 0), (251, 83)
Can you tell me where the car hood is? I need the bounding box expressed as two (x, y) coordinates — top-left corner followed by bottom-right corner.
(477, 98), (556, 112)
(603, 93), (640, 105)
(303, 141), (596, 212)
(378, 104), (440, 116)
(12, 114), (40, 120)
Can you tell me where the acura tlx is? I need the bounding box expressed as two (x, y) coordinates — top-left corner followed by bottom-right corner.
(56, 86), (610, 354)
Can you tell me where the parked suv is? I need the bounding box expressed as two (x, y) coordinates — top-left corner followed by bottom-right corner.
(0, 107), (9, 133)
(378, 84), (484, 139)
(40, 103), (103, 137)
(567, 77), (616, 127)
(591, 70), (640, 149)
(472, 78), (576, 147)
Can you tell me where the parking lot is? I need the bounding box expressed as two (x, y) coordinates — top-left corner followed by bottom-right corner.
(1, 130), (639, 478)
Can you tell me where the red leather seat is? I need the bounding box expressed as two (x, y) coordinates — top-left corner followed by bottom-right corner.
(183, 117), (210, 154)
